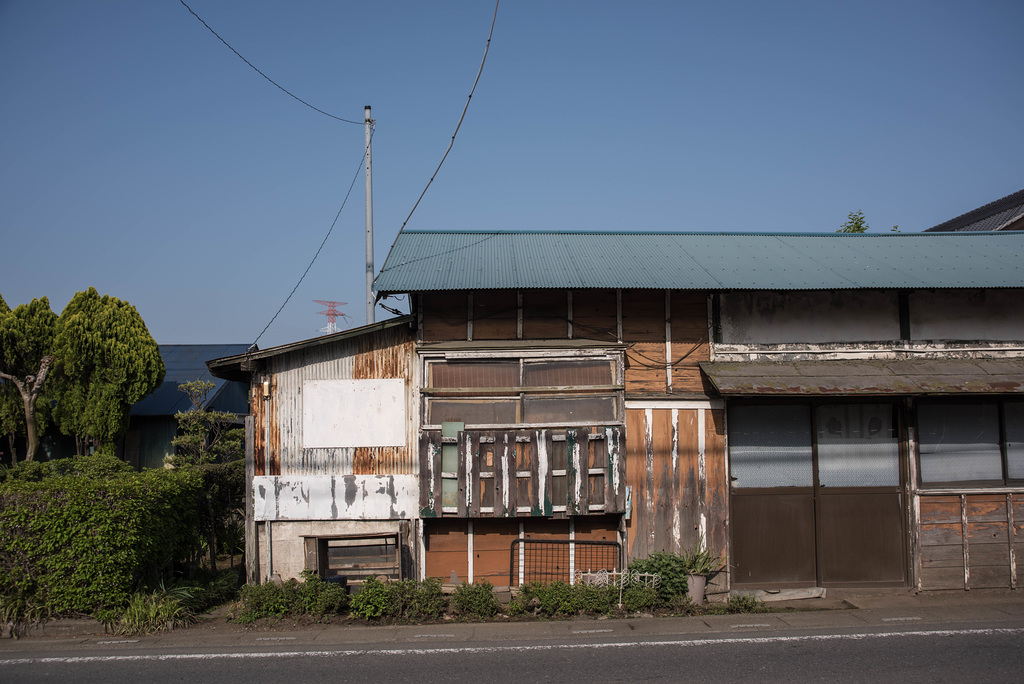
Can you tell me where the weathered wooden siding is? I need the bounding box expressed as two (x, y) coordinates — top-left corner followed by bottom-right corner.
(258, 324), (417, 477)
(419, 427), (625, 519)
(623, 406), (728, 570)
(418, 289), (711, 397)
(918, 493), (1021, 590)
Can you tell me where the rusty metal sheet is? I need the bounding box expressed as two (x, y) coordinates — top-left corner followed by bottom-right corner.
(700, 358), (1024, 395)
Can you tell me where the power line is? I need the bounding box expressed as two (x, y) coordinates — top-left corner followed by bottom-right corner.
(179, 0), (362, 125)
(396, 0), (500, 233)
(252, 127), (374, 348)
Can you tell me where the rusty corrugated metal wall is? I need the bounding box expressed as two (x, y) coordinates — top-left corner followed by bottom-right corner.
(254, 324), (418, 477)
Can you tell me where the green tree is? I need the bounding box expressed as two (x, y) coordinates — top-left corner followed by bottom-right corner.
(170, 380), (244, 467)
(837, 209), (868, 233)
(50, 288), (165, 454)
(0, 296), (58, 462)
(170, 380), (245, 573)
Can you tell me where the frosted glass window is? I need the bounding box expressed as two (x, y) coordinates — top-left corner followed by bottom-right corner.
(1006, 403), (1024, 480)
(816, 404), (899, 487)
(918, 404), (1003, 483)
(523, 395), (617, 423)
(729, 405), (812, 488)
(428, 399), (518, 426)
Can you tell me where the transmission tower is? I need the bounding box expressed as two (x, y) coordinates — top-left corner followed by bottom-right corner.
(314, 300), (349, 335)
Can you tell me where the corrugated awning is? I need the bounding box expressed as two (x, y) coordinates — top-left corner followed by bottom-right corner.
(699, 358), (1024, 396)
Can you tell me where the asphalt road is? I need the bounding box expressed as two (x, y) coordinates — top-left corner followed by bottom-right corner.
(3, 622), (1023, 683)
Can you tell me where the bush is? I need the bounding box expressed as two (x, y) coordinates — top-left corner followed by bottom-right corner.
(387, 578), (447, 620)
(0, 454), (203, 619)
(350, 576), (390, 620)
(512, 581), (618, 616)
(628, 552), (688, 604)
(451, 580), (500, 618)
(621, 584), (659, 612)
(235, 572), (348, 624)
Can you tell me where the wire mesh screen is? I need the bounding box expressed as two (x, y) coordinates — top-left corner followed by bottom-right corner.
(509, 539), (621, 587)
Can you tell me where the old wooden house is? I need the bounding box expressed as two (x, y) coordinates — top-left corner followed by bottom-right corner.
(213, 229), (1024, 593)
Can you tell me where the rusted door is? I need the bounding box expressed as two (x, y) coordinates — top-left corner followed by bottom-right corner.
(730, 403), (906, 588)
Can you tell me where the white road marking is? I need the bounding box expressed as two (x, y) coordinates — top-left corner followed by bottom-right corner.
(95, 640), (138, 645)
(882, 617), (922, 622)
(730, 624), (771, 628)
(256, 637), (297, 641)
(414, 634), (456, 638)
(571, 629), (613, 634)
(2, 628), (1021, 665)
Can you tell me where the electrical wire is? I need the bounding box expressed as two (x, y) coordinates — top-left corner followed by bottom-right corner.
(251, 127), (374, 349)
(395, 0), (499, 233)
(179, 0), (362, 125)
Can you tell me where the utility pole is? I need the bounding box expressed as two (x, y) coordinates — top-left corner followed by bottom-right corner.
(364, 105), (375, 325)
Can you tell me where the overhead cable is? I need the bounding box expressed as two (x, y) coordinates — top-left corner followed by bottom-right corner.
(396, 0), (500, 232)
(179, 0), (362, 125)
(252, 127), (374, 348)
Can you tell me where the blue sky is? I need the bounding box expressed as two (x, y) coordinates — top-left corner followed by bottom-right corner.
(1, 0), (1022, 349)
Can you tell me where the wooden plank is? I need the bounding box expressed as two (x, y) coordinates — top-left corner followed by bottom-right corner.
(421, 292), (468, 341)
(678, 410), (699, 551)
(966, 495), (1009, 522)
(670, 291), (710, 395)
(920, 523), (964, 547)
(431, 437), (443, 514)
(472, 290), (518, 340)
(624, 409), (647, 560)
(965, 543), (1010, 566)
(522, 290), (567, 339)
(968, 564), (1011, 589)
(468, 432), (481, 517)
(566, 428), (586, 516)
(705, 409), (729, 564)
(625, 342), (667, 394)
(458, 432), (470, 517)
(419, 432), (434, 516)
(651, 409), (674, 553)
(920, 544), (966, 568)
(967, 522), (1009, 544)
(920, 498), (963, 525)
(920, 566), (965, 590)
(493, 431), (507, 517)
(572, 289), (618, 342)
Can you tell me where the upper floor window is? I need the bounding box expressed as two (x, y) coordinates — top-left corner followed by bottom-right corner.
(422, 354), (623, 429)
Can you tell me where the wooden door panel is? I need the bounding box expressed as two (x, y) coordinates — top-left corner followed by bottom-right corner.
(731, 492), (816, 586)
(817, 491), (906, 585)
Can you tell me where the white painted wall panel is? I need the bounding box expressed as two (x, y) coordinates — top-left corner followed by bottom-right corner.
(253, 474), (418, 521)
(303, 379), (406, 448)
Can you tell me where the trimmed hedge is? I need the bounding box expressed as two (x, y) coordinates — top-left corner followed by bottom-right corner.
(0, 454), (203, 619)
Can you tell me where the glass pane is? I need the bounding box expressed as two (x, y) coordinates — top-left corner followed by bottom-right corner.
(918, 404), (1002, 483)
(428, 398), (518, 425)
(522, 395), (617, 423)
(441, 479), (458, 508)
(816, 404), (899, 487)
(430, 361), (519, 388)
(1004, 403), (1024, 480)
(523, 360), (613, 388)
(729, 404), (812, 488)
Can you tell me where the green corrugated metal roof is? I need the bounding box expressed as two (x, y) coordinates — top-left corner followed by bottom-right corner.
(374, 230), (1024, 293)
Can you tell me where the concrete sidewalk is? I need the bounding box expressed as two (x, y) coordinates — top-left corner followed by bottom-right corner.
(4, 587), (1023, 653)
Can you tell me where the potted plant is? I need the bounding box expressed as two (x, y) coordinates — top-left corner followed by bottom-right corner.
(682, 536), (723, 605)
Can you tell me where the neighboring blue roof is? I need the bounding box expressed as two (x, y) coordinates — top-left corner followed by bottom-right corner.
(925, 188), (1024, 232)
(131, 344), (250, 417)
(374, 230), (1024, 293)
